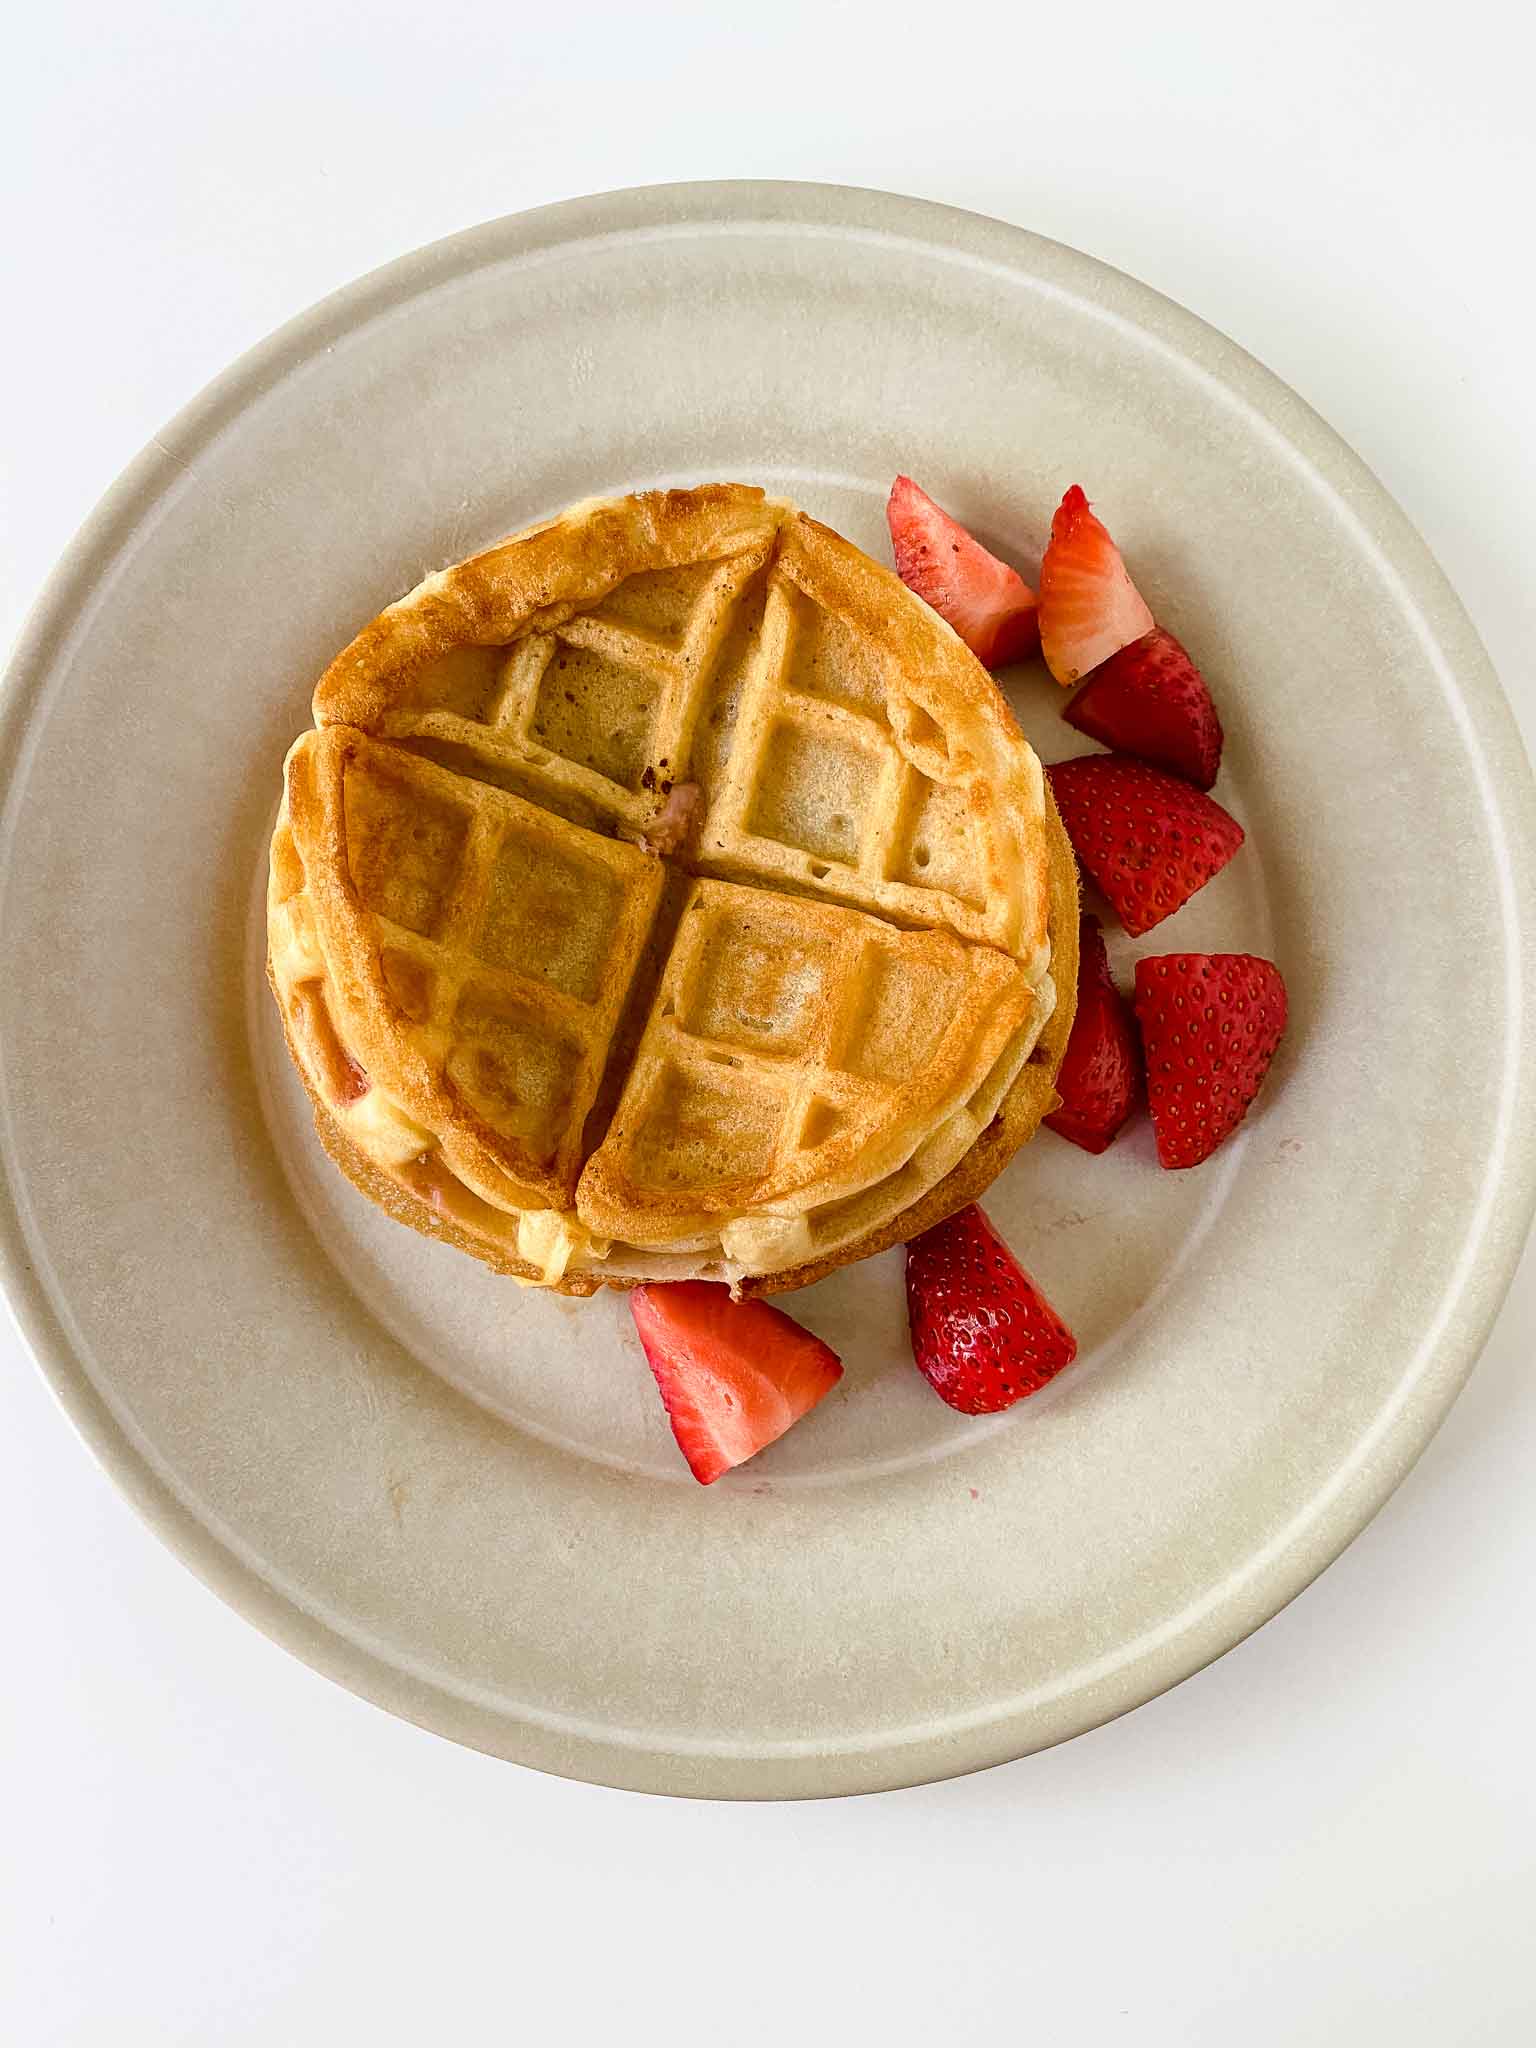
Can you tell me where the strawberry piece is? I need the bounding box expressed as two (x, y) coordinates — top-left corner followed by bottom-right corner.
(904, 1206), (1077, 1414)
(629, 1282), (842, 1484)
(1134, 953), (1288, 1169)
(1042, 915), (1141, 1153)
(886, 475), (1040, 666)
(1038, 485), (1155, 686)
(1064, 627), (1224, 790)
(1047, 754), (1244, 937)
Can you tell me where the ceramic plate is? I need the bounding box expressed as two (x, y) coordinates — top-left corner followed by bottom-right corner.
(3, 184), (1532, 1798)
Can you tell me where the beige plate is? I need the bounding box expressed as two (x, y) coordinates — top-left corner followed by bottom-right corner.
(2, 185), (1534, 1799)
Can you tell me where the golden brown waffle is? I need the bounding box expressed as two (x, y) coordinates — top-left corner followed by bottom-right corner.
(270, 485), (1075, 1291)
(271, 728), (663, 1214)
(578, 880), (1036, 1268)
(312, 486), (1048, 972)
(271, 794), (1078, 1297)
(694, 515), (1045, 966)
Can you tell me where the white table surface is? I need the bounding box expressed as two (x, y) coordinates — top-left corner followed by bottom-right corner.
(4, 4), (1534, 2041)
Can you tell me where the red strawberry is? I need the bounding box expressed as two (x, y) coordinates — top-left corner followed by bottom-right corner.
(887, 475), (1040, 666)
(1047, 754), (1244, 937)
(1043, 915), (1141, 1153)
(905, 1206), (1077, 1414)
(1038, 485), (1155, 686)
(629, 1282), (842, 1484)
(1064, 627), (1224, 790)
(1134, 954), (1288, 1169)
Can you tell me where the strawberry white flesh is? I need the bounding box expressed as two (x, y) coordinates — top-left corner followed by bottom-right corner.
(1039, 485), (1155, 686)
(629, 1282), (843, 1484)
(887, 475), (1040, 667)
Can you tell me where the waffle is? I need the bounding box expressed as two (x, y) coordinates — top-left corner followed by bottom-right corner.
(270, 485), (1076, 1291)
(578, 878), (1038, 1270)
(270, 727), (664, 1214)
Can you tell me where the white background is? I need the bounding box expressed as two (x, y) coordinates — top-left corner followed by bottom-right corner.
(4, 3), (1534, 2040)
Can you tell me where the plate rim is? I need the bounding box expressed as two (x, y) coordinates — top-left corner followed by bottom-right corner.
(3, 179), (1534, 1799)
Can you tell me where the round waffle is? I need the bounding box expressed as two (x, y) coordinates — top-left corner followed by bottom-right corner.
(267, 485), (1078, 1292)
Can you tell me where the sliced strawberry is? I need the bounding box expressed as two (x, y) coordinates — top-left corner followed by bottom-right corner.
(1047, 754), (1244, 937)
(1064, 627), (1224, 789)
(1134, 954), (1287, 1168)
(1038, 485), (1155, 686)
(904, 1205), (1077, 1414)
(1043, 915), (1141, 1153)
(887, 475), (1040, 666)
(629, 1282), (842, 1484)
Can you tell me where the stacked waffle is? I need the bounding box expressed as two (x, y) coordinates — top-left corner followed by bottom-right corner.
(268, 485), (1077, 1292)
